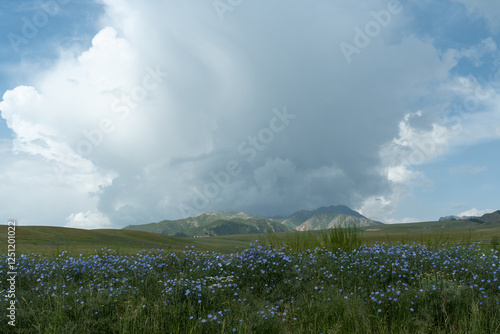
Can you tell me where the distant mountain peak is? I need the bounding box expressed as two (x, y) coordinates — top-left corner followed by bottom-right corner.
(439, 210), (500, 223)
(280, 204), (378, 229)
(312, 205), (365, 218)
(124, 204), (382, 237)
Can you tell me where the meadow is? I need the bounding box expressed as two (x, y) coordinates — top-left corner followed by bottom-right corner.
(1, 226), (500, 333)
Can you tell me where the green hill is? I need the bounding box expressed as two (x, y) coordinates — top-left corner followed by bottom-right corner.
(476, 210), (500, 224)
(124, 211), (290, 237)
(0, 225), (266, 255)
(176, 219), (292, 237)
(3, 211), (500, 256)
(124, 206), (380, 237)
(0, 225), (192, 254)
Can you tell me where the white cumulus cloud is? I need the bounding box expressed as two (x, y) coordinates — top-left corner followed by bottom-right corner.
(66, 210), (114, 229)
(1, 0), (500, 226)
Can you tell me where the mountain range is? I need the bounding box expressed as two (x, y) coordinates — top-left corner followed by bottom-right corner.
(123, 205), (382, 237)
(439, 215), (476, 221)
(439, 210), (500, 224)
(480, 210), (500, 223)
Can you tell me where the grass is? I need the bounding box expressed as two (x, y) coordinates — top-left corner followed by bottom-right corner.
(2, 242), (500, 333)
(2, 219), (500, 256)
(0, 226), (259, 256)
(1, 222), (500, 333)
(260, 226), (362, 253)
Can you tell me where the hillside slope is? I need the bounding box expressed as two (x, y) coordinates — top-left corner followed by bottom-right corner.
(124, 205), (382, 237)
(296, 212), (380, 231)
(124, 211), (290, 237)
(282, 205), (379, 229)
(478, 210), (500, 224)
(175, 219), (292, 237)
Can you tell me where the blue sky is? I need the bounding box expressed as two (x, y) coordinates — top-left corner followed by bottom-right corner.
(0, 0), (499, 228)
(0, 0), (104, 136)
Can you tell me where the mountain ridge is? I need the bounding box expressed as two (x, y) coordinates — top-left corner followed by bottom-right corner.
(439, 215), (476, 221)
(123, 205), (382, 237)
(439, 210), (500, 223)
(296, 212), (381, 231)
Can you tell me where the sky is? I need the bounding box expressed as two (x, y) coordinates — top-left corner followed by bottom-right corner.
(0, 0), (499, 229)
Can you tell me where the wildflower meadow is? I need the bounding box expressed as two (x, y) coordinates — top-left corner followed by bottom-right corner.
(2, 232), (500, 333)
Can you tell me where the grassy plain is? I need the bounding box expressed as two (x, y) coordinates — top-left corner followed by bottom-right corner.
(1, 219), (500, 255)
(1, 221), (500, 333)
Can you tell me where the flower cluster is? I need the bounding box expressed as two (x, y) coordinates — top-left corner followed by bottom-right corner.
(1, 243), (499, 332)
